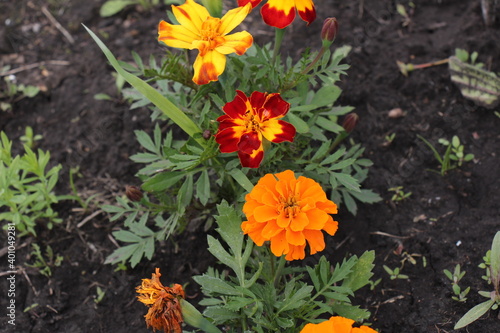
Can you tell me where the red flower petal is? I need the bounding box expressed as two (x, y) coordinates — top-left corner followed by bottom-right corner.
(222, 91), (249, 119)
(238, 131), (261, 155)
(215, 127), (242, 153)
(238, 0), (262, 9)
(238, 148), (264, 168)
(262, 93), (290, 118)
(261, 2), (295, 29)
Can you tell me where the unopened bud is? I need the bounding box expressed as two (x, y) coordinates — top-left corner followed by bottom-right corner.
(125, 185), (143, 202)
(321, 17), (338, 48)
(342, 113), (359, 133)
(202, 129), (212, 140)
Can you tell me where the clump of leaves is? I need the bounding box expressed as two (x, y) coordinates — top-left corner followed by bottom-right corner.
(0, 74), (40, 112)
(0, 131), (62, 236)
(444, 264), (470, 302)
(192, 201), (377, 331)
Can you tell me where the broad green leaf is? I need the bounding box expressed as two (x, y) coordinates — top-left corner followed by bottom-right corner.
(490, 231), (500, 281)
(83, 25), (205, 146)
(193, 274), (241, 296)
(342, 251), (375, 292)
(181, 299), (222, 333)
(454, 299), (495, 329)
(286, 112), (310, 133)
(196, 169), (210, 206)
(311, 85), (342, 107)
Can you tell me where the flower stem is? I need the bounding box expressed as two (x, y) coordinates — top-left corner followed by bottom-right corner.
(302, 46), (327, 75)
(272, 28), (286, 66)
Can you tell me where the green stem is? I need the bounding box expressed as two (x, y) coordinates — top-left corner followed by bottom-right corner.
(302, 46), (327, 75)
(272, 28), (286, 66)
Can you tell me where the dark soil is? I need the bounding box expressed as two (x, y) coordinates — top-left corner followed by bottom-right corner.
(1, 0), (500, 332)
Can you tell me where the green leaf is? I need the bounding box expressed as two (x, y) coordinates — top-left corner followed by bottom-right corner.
(333, 172), (361, 192)
(142, 171), (184, 192)
(196, 169), (210, 206)
(454, 299), (495, 329)
(342, 251), (375, 292)
(135, 130), (157, 153)
(490, 231), (500, 282)
(286, 112), (310, 133)
(228, 168), (254, 193)
(193, 274), (241, 296)
(83, 25), (205, 146)
(99, 0), (137, 17)
(311, 85), (342, 107)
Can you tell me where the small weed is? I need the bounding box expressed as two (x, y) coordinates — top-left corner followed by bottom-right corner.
(383, 265), (409, 280)
(25, 244), (63, 277)
(94, 286), (106, 304)
(444, 264), (470, 302)
(417, 134), (474, 176)
(388, 186), (412, 202)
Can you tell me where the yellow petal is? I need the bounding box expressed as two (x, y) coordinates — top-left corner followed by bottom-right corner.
(192, 50), (226, 85)
(172, 0), (210, 36)
(214, 31), (253, 55)
(158, 21), (197, 49)
(219, 3), (252, 35)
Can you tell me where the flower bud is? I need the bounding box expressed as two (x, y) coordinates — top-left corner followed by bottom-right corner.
(321, 17), (338, 48)
(342, 113), (359, 133)
(202, 129), (212, 140)
(125, 185), (143, 202)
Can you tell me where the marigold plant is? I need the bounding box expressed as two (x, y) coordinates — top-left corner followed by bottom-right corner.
(301, 316), (377, 333)
(215, 90), (296, 168)
(158, 0), (253, 85)
(136, 268), (185, 333)
(238, 0), (316, 28)
(242, 169), (338, 260)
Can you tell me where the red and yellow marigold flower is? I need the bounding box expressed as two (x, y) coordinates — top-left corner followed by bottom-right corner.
(300, 316), (378, 333)
(136, 268), (185, 333)
(158, 0), (253, 85)
(215, 90), (296, 168)
(241, 170), (338, 260)
(238, 0), (316, 29)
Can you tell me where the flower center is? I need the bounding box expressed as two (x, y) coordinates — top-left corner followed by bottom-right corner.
(279, 195), (299, 218)
(200, 17), (222, 43)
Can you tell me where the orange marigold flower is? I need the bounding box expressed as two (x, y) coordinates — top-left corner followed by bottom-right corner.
(241, 170), (338, 260)
(300, 316), (378, 333)
(215, 90), (296, 168)
(136, 268), (185, 333)
(158, 0), (253, 85)
(238, 0), (316, 29)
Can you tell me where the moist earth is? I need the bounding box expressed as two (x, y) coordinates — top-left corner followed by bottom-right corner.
(1, 0), (499, 332)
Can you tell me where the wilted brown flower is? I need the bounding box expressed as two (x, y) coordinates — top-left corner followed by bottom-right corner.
(136, 268), (185, 333)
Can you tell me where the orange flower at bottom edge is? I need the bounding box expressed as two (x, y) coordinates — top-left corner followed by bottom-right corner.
(136, 268), (185, 333)
(300, 316), (378, 333)
(241, 170), (338, 260)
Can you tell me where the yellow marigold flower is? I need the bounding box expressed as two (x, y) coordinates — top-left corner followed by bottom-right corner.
(158, 0), (253, 85)
(300, 316), (378, 333)
(242, 170), (338, 260)
(136, 268), (185, 333)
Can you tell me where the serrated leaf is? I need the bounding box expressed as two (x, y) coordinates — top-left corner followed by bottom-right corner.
(311, 85), (342, 107)
(135, 130), (157, 153)
(342, 251), (375, 292)
(333, 172), (361, 192)
(286, 112), (310, 133)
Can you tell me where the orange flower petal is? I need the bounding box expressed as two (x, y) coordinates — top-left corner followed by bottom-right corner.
(192, 50), (226, 85)
(242, 170), (339, 260)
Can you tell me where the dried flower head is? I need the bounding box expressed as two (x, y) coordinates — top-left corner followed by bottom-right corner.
(136, 268), (185, 333)
(300, 316), (377, 333)
(242, 170), (338, 260)
(125, 185), (143, 202)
